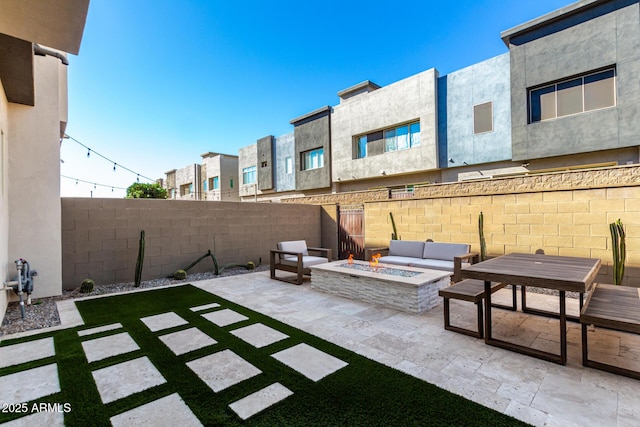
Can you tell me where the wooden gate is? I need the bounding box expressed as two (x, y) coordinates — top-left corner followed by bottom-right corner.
(338, 204), (365, 260)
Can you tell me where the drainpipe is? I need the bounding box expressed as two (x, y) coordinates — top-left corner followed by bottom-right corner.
(33, 44), (69, 65)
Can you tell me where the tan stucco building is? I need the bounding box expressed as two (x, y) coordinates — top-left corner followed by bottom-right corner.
(1, 0), (89, 322)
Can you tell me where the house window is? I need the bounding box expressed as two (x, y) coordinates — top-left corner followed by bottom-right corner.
(203, 180), (207, 191)
(179, 183), (191, 196)
(242, 166), (256, 184)
(285, 157), (293, 174)
(355, 136), (367, 159)
(302, 148), (324, 170)
(529, 68), (616, 123)
(209, 176), (219, 190)
(473, 102), (493, 134)
(384, 122), (420, 152)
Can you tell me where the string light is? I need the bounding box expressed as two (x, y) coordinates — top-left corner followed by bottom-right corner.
(63, 133), (155, 182)
(61, 175), (128, 191)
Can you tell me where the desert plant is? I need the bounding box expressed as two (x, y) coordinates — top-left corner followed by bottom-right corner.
(390, 212), (399, 240)
(479, 211), (487, 262)
(246, 261), (255, 270)
(80, 278), (94, 293)
(609, 218), (626, 285)
(173, 269), (187, 280)
(134, 230), (145, 287)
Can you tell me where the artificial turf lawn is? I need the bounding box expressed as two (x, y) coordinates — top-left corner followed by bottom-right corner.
(0, 284), (530, 426)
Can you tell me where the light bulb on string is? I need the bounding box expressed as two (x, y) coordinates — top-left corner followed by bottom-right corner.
(111, 187), (114, 192)
(75, 179), (78, 185)
(87, 149), (91, 158)
(113, 163), (117, 172)
(94, 183), (96, 189)
(136, 174), (140, 183)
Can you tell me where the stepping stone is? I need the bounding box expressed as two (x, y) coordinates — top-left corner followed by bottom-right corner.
(158, 328), (217, 356)
(0, 409), (64, 427)
(140, 312), (189, 332)
(110, 393), (202, 427)
(186, 349), (261, 393)
(0, 337), (55, 369)
(0, 364), (60, 405)
(271, 343), (348, 382)
(92, 357), (166, 404)
(201, 309), (248, 327)
(78, 323), (122, 337)
(229, 383), (293, 420)
(189, 302), (220, 312)
(81, 332), (140, 363)
(230, 323), (289, 348)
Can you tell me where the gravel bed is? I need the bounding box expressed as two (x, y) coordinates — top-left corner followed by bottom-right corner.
(1, 264), (269, 337)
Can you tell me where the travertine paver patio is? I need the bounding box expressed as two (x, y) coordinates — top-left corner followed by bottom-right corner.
(0, 364), (60, 405)
(81, 332), (140, 362)
(109, 393), (202, 427)
(1, 270), (639, 426)
(158, 327), (217, 355)
(0, 337), (55, 369)
(272, 343), (349, 381)
(230, 323), (289, 348)
(92, 356), (166, 403)
(201, 308), (248, 327)
(186, 349), (262, 392)
(140, 312), (189, 332)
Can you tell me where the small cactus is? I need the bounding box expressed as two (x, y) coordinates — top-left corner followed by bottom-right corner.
(134, 230), (145, 287)
(479, 211), (487, 262)
(173, 269), (187, 280)
(246, 261), (255, 270)
(80, 279), (94, 293)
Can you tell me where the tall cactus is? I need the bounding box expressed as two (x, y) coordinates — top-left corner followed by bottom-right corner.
(479, 211), (487, 262)
(609, 218), (626, 286)
(390, 212), (399, 240)
(134, 230), (145, 287)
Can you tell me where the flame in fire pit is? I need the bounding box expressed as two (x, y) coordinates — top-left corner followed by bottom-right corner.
(348, 254), (354, 264)
(369, 253), (381, 268)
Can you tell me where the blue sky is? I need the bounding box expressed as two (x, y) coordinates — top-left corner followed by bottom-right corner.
(61, 0), (575, 198)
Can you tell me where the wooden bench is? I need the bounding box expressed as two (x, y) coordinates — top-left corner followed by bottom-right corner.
(580, 283), (640, 380)
(438, 279), (517, 338)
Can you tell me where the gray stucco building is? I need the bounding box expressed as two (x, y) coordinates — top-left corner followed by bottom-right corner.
(168, 0), (640, 202)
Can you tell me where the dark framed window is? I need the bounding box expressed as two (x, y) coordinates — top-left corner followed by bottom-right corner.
(529, 68), (615, 123)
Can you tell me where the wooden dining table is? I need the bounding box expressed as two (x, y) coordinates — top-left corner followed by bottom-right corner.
(460, 253), (601, 365)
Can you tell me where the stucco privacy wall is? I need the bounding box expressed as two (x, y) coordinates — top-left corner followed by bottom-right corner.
(0, 81), (8, 322)
(61, 198), (322, 290)
(286, 165), (640, 287)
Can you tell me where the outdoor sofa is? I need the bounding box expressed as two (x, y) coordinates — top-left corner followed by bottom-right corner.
(368, 240), (478, 282)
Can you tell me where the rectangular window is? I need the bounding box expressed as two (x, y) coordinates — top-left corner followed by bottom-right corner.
(409, 122), (420, 147)
(230, 178), (233, 188)
(355, 136), (367, 159)
(302, 148), (324, 170)
(529, 68), (615, 123)
(210, 176), (219, 189)
(285, 157), (293, 174)
(179, 183), (191, 196)
(242, 166), (256, 184)
(203, 180), (207, 191)
(384, 122), (420, 152)
(473, 102), (493, 134)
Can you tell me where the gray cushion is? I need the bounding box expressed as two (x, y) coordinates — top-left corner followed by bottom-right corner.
(280, 255), (328, 268)
(388, 240), (425, 258)
(378, 255), (417, 266)
(423, 242), (470, 261)
(411, 258), (466, 272)
(278, 240), (309, 257)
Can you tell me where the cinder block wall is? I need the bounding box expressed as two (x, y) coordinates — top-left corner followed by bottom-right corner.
(365, 187), (640, 287)
(61, 198), (321, 290)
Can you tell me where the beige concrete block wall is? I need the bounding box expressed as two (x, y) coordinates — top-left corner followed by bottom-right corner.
(61, 198), (321, 290)
(364, 186), (640, 287)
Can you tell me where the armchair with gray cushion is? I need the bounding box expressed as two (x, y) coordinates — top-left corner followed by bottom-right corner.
(270, 240), (332, 285)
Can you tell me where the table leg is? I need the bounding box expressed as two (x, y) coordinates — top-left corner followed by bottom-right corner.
(484, 280), (492, 344)
(483, 283), (567, 365)
(560, 290), (567, 364)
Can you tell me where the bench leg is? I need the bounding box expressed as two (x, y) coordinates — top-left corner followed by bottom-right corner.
(442, 297), (483, 339)
(582, 323), (640, 380)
